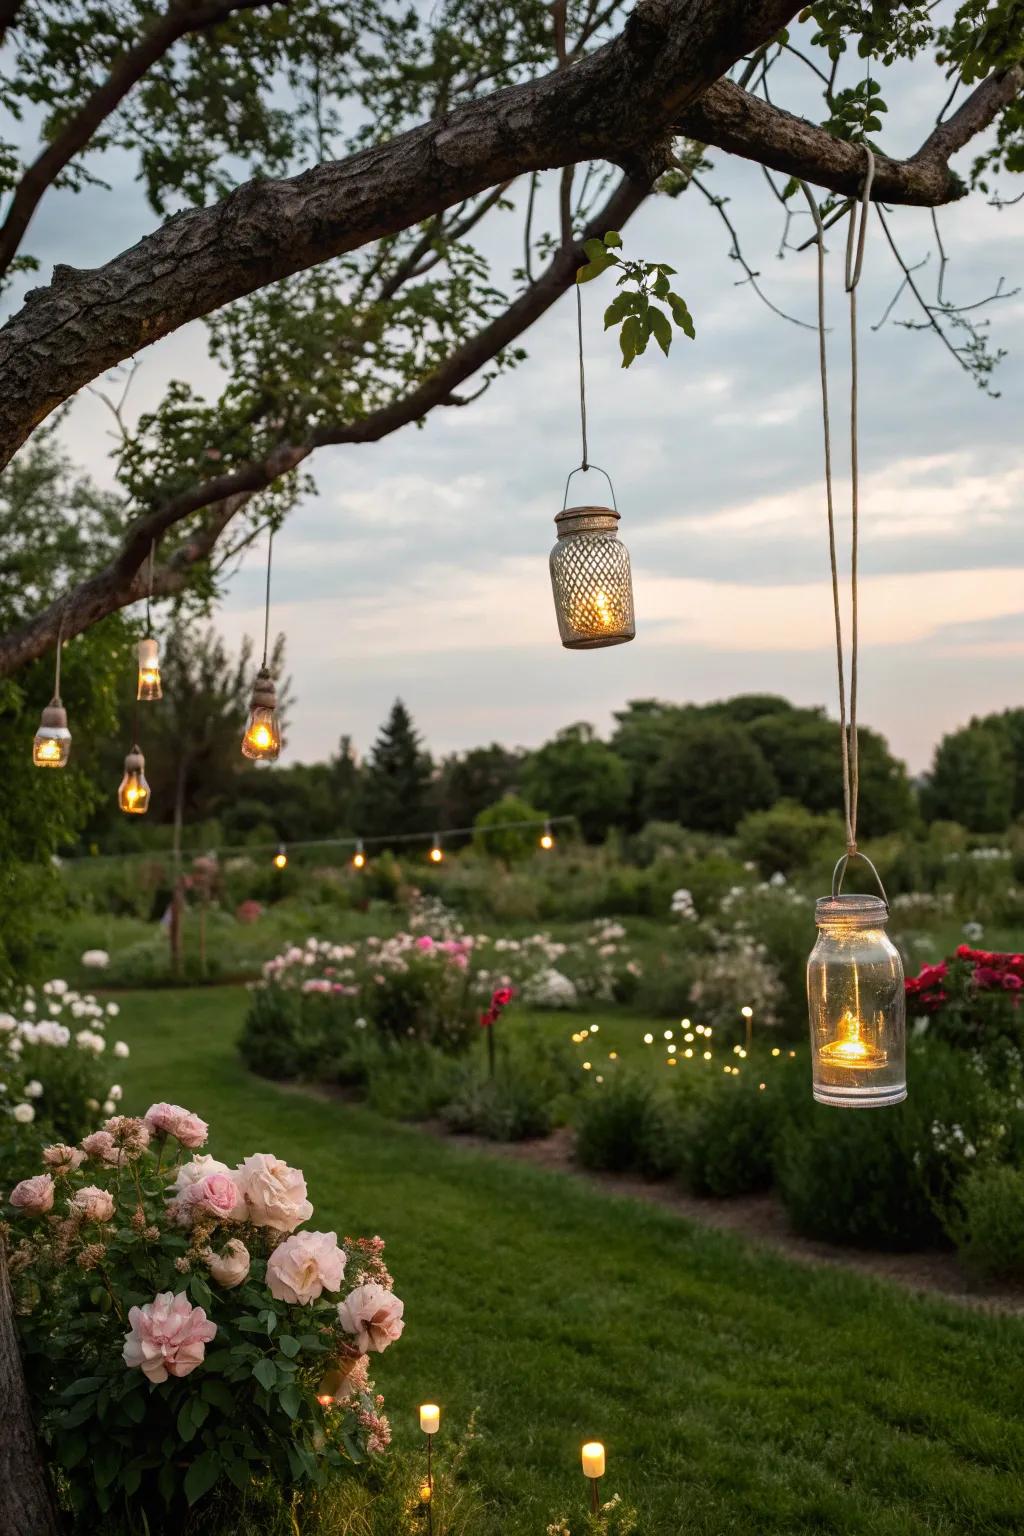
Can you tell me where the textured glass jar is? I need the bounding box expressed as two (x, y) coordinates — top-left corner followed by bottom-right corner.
(242, 667), (281, 761)
(118, 746), (150, 815)
(549, 506), (635, 649)
(807, 893), (906, 1107)
(137, 636), (162, 701)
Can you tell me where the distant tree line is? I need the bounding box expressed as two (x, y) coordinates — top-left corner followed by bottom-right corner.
(74, 624), (1024, 854)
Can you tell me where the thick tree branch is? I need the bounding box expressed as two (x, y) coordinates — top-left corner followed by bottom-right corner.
(0, 0), (805, 470)
(0, 0), (279, 281)
(678, 65), (1024, 205)
(0, 171), (651, 678)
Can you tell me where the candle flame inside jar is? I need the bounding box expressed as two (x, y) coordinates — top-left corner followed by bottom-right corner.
(819, 1009), (886, 1069)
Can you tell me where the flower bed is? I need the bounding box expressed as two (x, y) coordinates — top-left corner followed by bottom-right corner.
(7, 1102), (403, 1529)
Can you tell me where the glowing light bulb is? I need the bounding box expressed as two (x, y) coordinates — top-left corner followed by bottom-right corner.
(643, 1032), (653, 1045)
(540, 822), (555, 851)
(137, 636), (162, 701)
(33, 700), (71, 768)
(273, 845), (288, 870)
(353, 841), (367, 870)
(242, 666), (281, 762)
(118, 747), (150, 816)
(582, 1443), (605, 1480)
(419, 1404), (440, 1435)
(429, 838), (444, 864)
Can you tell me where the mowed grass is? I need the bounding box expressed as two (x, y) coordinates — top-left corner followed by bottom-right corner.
(108, 987), (1024, 1535)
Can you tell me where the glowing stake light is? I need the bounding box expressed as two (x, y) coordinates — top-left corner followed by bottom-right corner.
(353, 839), (367, 870)
(419, 1404), (440, 1436)
(807, 892), (905, 1108)
(241, 667), (281, 762)
(33, 700), (71, 768)
(582, 1441), (605, 1515)
(540, 821), (555, 851)
(273, 845), (288, 870)
(136, 636), (162, 701)
(429, 834), (444, 864)
(118, 746), (150, 816)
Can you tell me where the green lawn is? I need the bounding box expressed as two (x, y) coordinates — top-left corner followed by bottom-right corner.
(107, 987), (1024, 1534)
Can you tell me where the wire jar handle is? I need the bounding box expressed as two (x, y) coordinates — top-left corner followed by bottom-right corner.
(831, 849), (890, 909)
(562, 463), (618, 512)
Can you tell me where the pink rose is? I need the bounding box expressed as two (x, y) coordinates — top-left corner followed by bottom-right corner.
(180, 1171), (244, 1223)
(10, 1174), (54, 1215)
(42, 1144), (86, 1173)
(143, 1102), (209, 1148)
(70, 1185), (115, 1223)
(234, 1153), (312, 1232)
(336, 1282), (404, 1353)
(122, 1291), (217, 1384)
(81, 1130), (119, 1164)
(266, 1231), (346, 1305)
(204, 1238), (250, 1289)
(416, 935), (434, 951)
(168, 1155), (230, 1194)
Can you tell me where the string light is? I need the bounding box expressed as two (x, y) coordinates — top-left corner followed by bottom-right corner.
(429, 833), (444, 864)
(353, 839), (366, 870)
(540, 821), (555, 851)
(118, 746), (150, 816)
(33, 618), (71, 768)
(242, 527), (282, 762)
(273, 844), (288, 870)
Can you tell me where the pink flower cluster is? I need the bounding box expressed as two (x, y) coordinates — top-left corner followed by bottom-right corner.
(122, 1291), (217, 1384)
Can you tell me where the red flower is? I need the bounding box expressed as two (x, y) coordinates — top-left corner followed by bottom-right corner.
(1002, 973), (1023, 991)
(491, 986), (514, 1008)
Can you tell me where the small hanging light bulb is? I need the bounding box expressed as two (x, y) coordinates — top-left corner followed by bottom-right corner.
(429, 834), (444, 864)
(33, 622), (71, 767)
(33, 699), (71, 768)
(118, 746), (150, 815)
(242, 526), (282, 762)
(273, 844), (288, 870)
(137, 636), (162, 701)
(352, 839), (367, 870)
(539, 821), (555, 851)
(241, 667), (281, 762)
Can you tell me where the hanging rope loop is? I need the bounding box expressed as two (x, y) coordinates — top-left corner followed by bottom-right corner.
(800, 141), (874, 866)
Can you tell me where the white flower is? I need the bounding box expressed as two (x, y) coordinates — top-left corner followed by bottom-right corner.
(8, 1038), (23, 1057)
(75, 1029), (106, 1054)
(113, 1041), (130, 1059)
(13, 1102), (35, 1124)
(105, 1002), (120, 1018)
(24, 1080), (43, 1099)
(22, 999), (35, 1015)
(81, 950), (110, 969)
(109, 1085), (123, 1101)
(769, 871), (787, 887)
(0, 1014), (14, 1032)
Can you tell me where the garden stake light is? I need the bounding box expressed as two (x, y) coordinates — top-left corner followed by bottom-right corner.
(136, 541), (162, 700)
(420, 1404), (440, 1535)
(800, 150), (906, 1108)
(32, 613), (71, 768)
(581, 1441), (605, 1516)
(242, 527), (282, 762)
(549, 285), (634, 648)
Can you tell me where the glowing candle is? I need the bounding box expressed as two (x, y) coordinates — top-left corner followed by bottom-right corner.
(420, 1404), (440, 1435)
(581, 1443), (605, 1479)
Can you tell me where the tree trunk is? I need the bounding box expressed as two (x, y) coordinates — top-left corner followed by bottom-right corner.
(0, 1243), (61, 1536)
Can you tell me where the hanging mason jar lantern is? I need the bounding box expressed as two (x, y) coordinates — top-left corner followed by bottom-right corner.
(550, 474), (635, 650)
(33, 698), (71, 768)
(137, 636), (162, 701)
(353, 839), (366, 870)
(807, 859), (905, 1108)
(118, 746), (150, 815)
(242, 667), (281, 762)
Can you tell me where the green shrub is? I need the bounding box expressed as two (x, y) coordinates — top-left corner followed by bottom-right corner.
(574, 1073), (679, 1178)
(674, 1068), (780, 1197)
(441, 1069), (553, 1141)
(950, 1164), (1024, 1282)
(737, 799), (843, 877)
(775, 1044), (1008, 1249)
(363, 1044), (462, 1121)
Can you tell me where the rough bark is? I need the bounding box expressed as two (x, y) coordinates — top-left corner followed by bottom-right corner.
(0, 0), (805, 468)
(0, 1244), (60, 1536)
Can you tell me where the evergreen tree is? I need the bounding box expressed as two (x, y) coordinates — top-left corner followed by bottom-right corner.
(359, 700), (433, 839)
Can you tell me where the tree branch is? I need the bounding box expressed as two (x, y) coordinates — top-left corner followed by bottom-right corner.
(678, 64), (1024, 204)
(0, 0), (806, 470)
(0, 0), (280, 282)
(0, 170), (652, 678)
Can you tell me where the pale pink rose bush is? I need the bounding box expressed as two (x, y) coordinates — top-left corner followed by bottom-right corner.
(7, 1103), (405, 1522)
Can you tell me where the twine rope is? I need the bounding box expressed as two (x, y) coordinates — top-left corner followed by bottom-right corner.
(146, 538), (156, 633)
(576, 281), (589, 471)
(800, 146), (875, 857)
(262, 527), (274, 667)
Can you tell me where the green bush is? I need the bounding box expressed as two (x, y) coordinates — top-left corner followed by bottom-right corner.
(363, 1044), (462, 1121)
(574, 1073), (679, 1178)
(441, 1069), (553, 1141)
(736, 799), (843, 877)
(239, 986), (366, 1083)
(775, 1044), (1008, 1249)
(674, 1068), (780, 1197)
(950, 1164), (1024, 1283)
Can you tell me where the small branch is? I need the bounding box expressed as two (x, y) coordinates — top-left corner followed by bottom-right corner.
(691, 173), (816, 329)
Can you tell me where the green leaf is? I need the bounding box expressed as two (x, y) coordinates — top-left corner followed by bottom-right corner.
(184, 1453), (221, 1507)
(277, 1334), (301, 1358)
(178, 1399), (198, 1444)
(64, 1377), (105, 1398)
(188, 1274), (213, 1310)
(649, 305), (673, 358)
(603, 230), (623, 248)
(668, 293), (696, 339)
(582, 238), (608, 262)
(279, 1383), (301, 1420)
(619, 313), (645, 368)
(201, 1379), (236, 1413)
(252, 1358), (277, 1391)
(57, 1433), (88, 1470)
(225, 1458), (250, 1493)
(576, 254), (616, 284)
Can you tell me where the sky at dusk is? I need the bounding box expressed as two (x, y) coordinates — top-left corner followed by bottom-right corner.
(8, 23), (1024, 776)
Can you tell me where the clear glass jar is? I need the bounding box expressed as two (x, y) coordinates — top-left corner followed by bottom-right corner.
(549, 506), (635, 649)
(137, 636), (162, 701)
(33, 701), (71, 768)
(807, 893), (906, 1108)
